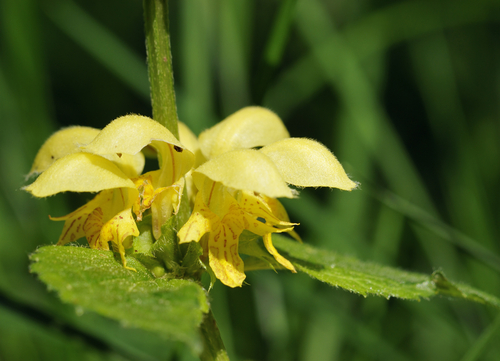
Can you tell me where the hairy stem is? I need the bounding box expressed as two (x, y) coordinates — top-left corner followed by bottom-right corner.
(200, 310), (230, 361)
(143, 0), (179, 137)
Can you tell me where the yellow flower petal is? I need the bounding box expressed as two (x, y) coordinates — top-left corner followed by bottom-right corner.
(199, 106), (290, 159)
(178, 192), (216, 244)
(179, 121), (205, 167)
(194, 178), (233, 219)
(27, 126), (144, 179)
(260, 138), (358, 190)
(83, 205), (110, 249)
(208, 195), (247, 287)
(81, 115), (194, 184)
(51, 188), (139, 270)
(132, 171), (169, 221)
(51, 190), (112, 247)
(178, 122), (205, 205)
(28, 126), (100, 176)
(150, 182), (184, 240)
(102, 207), (140, 271)
(178, 122), (198, 153)
(193, 149), (294, 199)
(262, 234), (296, 272)
(82, 114), (182, 154)
(238, 191), (297, 230)
(24, 153), (137, 198)
(105, 152), (145, 179)
(179, 189), (246, 287)
(208, 221), (246, 288)
(132, 170), (185, 239)
(259, 194), (302, 242)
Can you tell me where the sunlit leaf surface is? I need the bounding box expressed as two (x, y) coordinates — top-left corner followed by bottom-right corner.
(30, 246), (209, 352)
(274, 235), (500, 306)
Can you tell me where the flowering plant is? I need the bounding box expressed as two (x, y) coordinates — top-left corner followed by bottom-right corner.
(23, 1), (500, 360)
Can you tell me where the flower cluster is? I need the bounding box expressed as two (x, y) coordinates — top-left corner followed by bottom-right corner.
(25, 107), (357, 286)
(24, 115), (194, 270)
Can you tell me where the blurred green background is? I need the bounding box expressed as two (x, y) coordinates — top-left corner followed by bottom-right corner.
(1, 0), (500, 360)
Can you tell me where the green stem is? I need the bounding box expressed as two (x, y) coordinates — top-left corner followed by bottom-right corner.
(143, 0), (179, 137)
(200, 310), (230, 361)
(142, 3), (227, 359)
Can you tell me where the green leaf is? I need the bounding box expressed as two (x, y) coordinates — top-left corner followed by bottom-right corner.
(151, 215), (181, 271)
(30, 245), (209, 353)
(273, 235), (500, 307)
(132, 214), (155, 256)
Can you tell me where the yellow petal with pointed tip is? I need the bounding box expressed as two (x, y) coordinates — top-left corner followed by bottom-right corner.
(263, 234), (296, 272)
(193, 149), (294, 199)
(50, 187), (138, 270)
(29, 126), (100, 176)
(260, 138), (358, 190)
(24, 153), (136, 197)
(238, 191), (297, 230)
(199, 106), (290, 159)
(259, 195), (302, 242)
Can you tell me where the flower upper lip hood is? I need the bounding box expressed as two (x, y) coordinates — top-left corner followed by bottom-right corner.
(192, 137), (358, 200)
(26, 125), (145, 179)
(27, 126), (101, 177)
(197, 106), (358, 193)
(25, 115), (196, 197)
(199, 106), (290, 159)
(260, 137), (358, 190)
(80, 114), (194, 185)
(193, 105), (358, 197)
(193, 149), (295, 199)
(24, 152), (138, 197)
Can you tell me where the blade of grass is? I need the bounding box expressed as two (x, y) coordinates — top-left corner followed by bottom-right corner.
(263, 0), (297, 67)
(45, 0), (149, 100)
(263, 55), (324, 118)
(294, 0), (463, 273)
(409, 33), (500, 292)
(265, 0), (498, 119)
(251, 273), (291, 361)
(218, 0), (252, 115)
(343, 0), (499, 62)
(178, 0), (217, 134)
(460, 313), (500, 361)
(365, 184), (500, 273)
(410, 35), (497, 249)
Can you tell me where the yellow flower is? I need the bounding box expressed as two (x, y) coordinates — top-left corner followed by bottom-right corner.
(178, 107), (357, 287)
(25, 115), (194, 269)
(80, 115), (194, 239)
